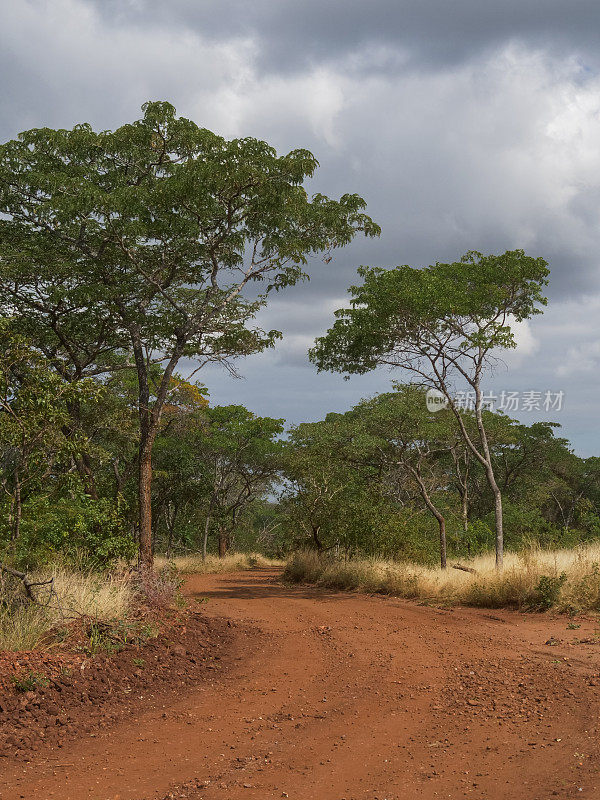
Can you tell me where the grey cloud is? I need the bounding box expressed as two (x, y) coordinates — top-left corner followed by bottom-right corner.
(88, 1), (600, 75)
(2, 0), (600, 452)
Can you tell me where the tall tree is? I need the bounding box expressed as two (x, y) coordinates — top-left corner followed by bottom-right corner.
(344, 388), (458, 569)
(194, 406), (284, 559)
(0, 101), (379, 567)
(310, 250), (549, 568)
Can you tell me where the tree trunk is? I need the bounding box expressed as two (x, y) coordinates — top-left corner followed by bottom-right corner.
(202, 513), (211, 562)
(138, 435), (155, 570)
(311, 524), (323, 552)
(113, 458), (124, 499)
(11, 471), (22, 543)
(412, 468), (447, 570)
(165, 504), (177, 559)
(218, 527), (229, 558)
(474, 382), (504, 570)
(451, 445), (470, 534)
(7, 494), (14, 535)
(492, 483), (503, 570)
(438, 514), (447, 570)
(461, 492), (469, 532)
(80, 453), (99, 501)
(202, 494), (217, 562)
(443, 374), (505, 569)
(130, 330), (187, 571)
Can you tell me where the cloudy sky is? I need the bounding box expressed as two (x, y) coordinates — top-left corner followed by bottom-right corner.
(2, 0), (600, 453)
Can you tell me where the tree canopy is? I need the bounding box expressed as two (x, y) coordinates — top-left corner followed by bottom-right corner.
(310, 250), (549, 568)
(0, 101), (379, 566)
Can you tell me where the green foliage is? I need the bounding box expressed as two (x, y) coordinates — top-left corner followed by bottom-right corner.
(0, 102), (379, 335)
(152, 401), (284, 557)
(0, 104), (597, 576)
(310, 250), (548, 376)
(86, 621), (124, 656)
(451, 519), (494, 558)
(280, 387), (600, 564)
(0, 101), (378, 564)
(564, 563), (600, 612)
(310, 250), (551, 568)
(529, 573), (568, 611)
(6, 496), (135, 569)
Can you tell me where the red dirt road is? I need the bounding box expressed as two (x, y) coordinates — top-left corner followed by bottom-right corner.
(3, 567), (600, 799)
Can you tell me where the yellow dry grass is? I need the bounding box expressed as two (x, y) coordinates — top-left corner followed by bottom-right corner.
(49, 568), (132, 622)
(0, 604), (50, 651)
(0, 568), (133, 652)
(284, 544), (600, 612)
(155, 552), (284, 575)
(0, 551), (283, 652)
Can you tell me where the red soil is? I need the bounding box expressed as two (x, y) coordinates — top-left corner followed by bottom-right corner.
(2, 566), (600, 799)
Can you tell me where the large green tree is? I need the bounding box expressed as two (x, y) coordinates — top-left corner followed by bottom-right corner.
(311, 250), (549, 568)
(343, 387), (461, 568)
(195, 405), (284, 559)
(0, 101), (379, 567)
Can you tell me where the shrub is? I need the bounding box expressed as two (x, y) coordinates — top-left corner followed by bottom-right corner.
(529, 573), (568, 611)
(10, 496), (135, 569)
(133, 562), (183, 608)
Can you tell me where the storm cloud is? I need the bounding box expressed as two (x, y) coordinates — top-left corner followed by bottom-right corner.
(2, 0), (599, 452)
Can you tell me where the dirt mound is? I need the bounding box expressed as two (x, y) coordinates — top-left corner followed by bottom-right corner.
(0, 611), (234, 762)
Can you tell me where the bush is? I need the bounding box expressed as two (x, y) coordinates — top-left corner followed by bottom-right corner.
(283, 551), (325, 584)
(529, 573), (568, 610)
(8, 496), (135, 568)
(133, 562), (183, 608)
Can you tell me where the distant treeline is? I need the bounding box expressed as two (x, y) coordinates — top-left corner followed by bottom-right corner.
(0, 342), (597, 569)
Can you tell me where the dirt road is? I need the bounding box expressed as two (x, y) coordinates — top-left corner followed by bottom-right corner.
(4, 567), (600, 799)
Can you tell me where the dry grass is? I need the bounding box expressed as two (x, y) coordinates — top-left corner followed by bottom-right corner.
(0, 551), (283, 652)
(155, 552), (284, 575)
(284, 544), (600, 612)
(49, 568), (133, 621)
(0, 568), (133, 652)
(0, 604), (50, 651)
